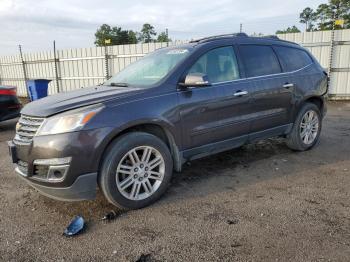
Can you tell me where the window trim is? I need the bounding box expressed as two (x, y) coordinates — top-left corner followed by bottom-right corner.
(272, 45), (314, 73)
(180, 45), (241, 86)
(210, 63), (313, 85)
(177, 43), (314, 89)
(211, 44), (314, 84)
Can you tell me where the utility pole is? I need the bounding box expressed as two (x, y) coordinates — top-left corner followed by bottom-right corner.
(104, 40), (110, 80)
(53, 40), (60, 94)
(328, 15), (336, 90)
(19, 45), (29, 98)
(240, 23), (243, 33)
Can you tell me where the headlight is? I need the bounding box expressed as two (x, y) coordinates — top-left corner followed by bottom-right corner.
(37, 104), (104, 136)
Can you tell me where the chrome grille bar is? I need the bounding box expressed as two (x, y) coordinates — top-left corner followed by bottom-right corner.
(13, 115), (45, 145)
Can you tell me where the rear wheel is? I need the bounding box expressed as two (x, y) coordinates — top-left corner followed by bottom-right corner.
(286, 103), (322, 151)
(99, 132), (173, 209)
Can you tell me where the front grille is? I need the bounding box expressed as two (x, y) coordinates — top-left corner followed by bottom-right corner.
(13, 115), (45, 145)
(17, 160), (28, 176)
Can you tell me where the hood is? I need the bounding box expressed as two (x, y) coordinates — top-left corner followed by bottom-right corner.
(21, 85), (143, 117)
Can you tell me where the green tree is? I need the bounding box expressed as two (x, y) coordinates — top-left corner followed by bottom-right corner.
(128, 31), (138, 44)
(94, 24), (138, 46)
(315, 0), (350, 30)
(315, 4), (332, 30)
(157, 31), (171, 42)
(344, 13), (350, 28)
(276, 26), (301, 34)
(94, 24), (113, 46)
(140, 23), (157, 43)
(300, 7), (317, 31)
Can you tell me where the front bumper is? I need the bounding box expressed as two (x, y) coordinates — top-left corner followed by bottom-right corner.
(15, 168), (97, 201)
(8, 126), (113, 201)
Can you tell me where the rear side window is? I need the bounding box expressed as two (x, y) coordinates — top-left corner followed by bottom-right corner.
(274, 46), (313, 72)
(239, 45), (281, 78)
(188, 46), (240, 83)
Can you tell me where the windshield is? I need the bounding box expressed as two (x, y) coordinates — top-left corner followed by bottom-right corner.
(104, 47), (191, 87)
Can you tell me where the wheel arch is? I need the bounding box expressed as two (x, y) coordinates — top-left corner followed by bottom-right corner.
(304, 96), (324, 113)
(98, 122), (183, 174)
(295, 95), (325, 121)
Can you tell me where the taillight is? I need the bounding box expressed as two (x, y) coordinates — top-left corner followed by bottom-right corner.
(0, 89), (16, 96)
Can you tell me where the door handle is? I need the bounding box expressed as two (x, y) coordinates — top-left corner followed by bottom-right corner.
(283, 83), (294, 88)
(233, 90), (248, 97)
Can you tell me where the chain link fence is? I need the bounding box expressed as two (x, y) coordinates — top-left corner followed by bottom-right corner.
(0, 41), (185, 97)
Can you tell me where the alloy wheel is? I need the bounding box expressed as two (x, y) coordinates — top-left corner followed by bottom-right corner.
(299, 110), (319, 145)
(115, 146), (165, 201)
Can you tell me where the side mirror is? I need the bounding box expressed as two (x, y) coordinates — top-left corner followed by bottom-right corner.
(179, 73), (211, 89)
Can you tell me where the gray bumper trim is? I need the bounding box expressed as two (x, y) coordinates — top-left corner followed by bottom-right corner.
(16, 172), (97, 201)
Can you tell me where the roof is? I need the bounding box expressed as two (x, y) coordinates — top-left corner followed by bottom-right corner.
(189, 33), (298, 46)
(189, 33), (249, 43)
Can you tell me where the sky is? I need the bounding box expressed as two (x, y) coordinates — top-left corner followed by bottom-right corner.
(0, 0), (325, 55)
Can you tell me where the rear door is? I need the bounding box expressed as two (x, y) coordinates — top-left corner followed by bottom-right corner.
(273, 45), (316, 100)
(238, 44), (293, 138)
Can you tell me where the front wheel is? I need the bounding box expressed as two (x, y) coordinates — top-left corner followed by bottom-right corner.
(99, 132), (173, 210)
(286, 102), (322, 151)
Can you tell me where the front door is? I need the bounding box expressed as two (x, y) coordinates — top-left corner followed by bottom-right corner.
(178, 46), (252, 157)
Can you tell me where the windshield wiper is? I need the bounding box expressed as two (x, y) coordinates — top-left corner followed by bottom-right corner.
(108, 82), (129, 87)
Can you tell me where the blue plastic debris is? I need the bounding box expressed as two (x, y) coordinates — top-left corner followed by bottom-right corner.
(63, 216), (85, 237)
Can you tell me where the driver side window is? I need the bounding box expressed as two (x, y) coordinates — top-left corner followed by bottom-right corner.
(188, 46), (240, 83)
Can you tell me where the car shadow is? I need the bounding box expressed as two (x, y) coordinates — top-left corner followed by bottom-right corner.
(161, 138), (293, 201)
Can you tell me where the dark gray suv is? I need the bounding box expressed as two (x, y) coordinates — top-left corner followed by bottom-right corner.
(8, 33), (328, 209)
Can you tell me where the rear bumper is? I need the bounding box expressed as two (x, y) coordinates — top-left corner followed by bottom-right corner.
(15, 168), (97, 201)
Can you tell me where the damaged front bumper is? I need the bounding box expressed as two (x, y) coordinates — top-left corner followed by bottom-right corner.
(15, 170), (97, 201)
(7, 127), (112, 201)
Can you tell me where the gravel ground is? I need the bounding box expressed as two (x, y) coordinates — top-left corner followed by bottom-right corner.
(0, 101), (349, 262)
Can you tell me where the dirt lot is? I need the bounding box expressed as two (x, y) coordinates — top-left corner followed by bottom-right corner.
(0, 102), (349, 262)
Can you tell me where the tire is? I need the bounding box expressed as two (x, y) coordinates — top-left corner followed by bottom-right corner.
(99, 132), (173, 210)
(286, 102), (322, 151)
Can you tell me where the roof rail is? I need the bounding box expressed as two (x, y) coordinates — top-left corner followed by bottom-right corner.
(254, 34), (299, 45)
(189, 33), (248, 43)
(188, 33), (299, 46)
(260, 35), (279, 40)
